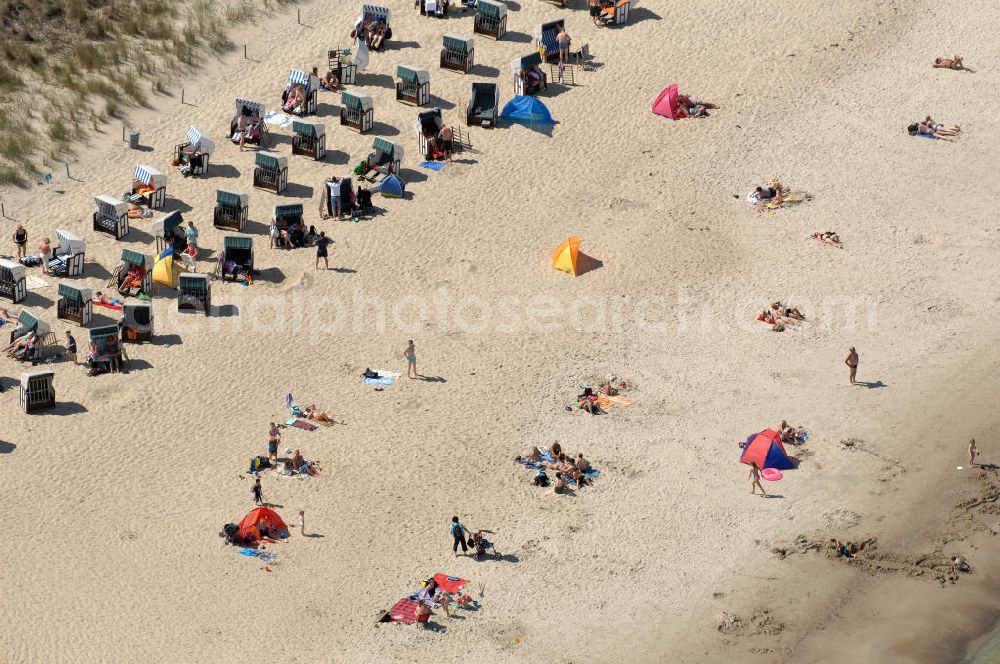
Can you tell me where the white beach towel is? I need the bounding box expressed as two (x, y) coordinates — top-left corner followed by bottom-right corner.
(263, 111), (294, 128)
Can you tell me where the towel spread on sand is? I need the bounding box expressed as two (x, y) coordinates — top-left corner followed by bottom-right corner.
(263, 111), (294, 128)
(433, 574), (469, 594)
(239, 547), (276, 562)
(389, 598), (418, 624)
(364, 376), (394, 385)
(288, 419), (318, 431)
(419, 161), (447, 172)
(94, 301), (123, 311)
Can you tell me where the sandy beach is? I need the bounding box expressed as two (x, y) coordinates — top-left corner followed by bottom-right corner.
(2, 0), (1000, 662)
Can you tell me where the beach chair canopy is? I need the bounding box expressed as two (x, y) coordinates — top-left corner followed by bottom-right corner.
(342, 91), (373, 112)
(551, 236), (581, 275)
(274, 203), (303, 219)
(443, 34), (474, 53)
(17, 310), (39, 331)
(477, 0), (507, 18)
(361, 4), (390, 23)
(20, 369), (53, 390)
(185, 126), (214, 154)
(224, 236), (253, 251)
(123, 301), (152, 325)
(514, 51), (543, 72)
(417, 108), (443, 135)
(397, 65), (429, 84)
(0, 257), (26, 280)
(151, 210), (184, 239)
(256, 151), (287, 169)
(179, 273), (209, 290)
(372, 137), (403, 160)
(95, 195), (127, 215)
(535, 19), (564, 51)
(89, 324), (119, 342)
(292, 120), (325, 138)
(501, 95), (554, 124)
(133, 165), (166, 188)
(238, 506), (288, 542)
(740, 429), (794, 470)
(55, 229), (85, 256)
(471, 82), (498, 111)
(652, 84), (681, 119)
(121, 248), (152, 268)
(288, 68), (319, 92)
(234, 97), (265, 118)
(58, 283), (92, 302)
(216, 189), (249, 207)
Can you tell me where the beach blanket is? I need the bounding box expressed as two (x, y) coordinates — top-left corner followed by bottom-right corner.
(93, 301), (123, 311)
(364, 376), (394, 385)
(607, 395), (635, 407)
(25, 275), (47, 290)
(263, 110), (294, 128)
(238, 547), (276, 563)
(285, 418), (318, 431)
(566, 468), (601, 486)
(373, 370), (402, 378)
(419, 161), (447, 172)
(389, 598), (418, 624)
(433, 574), (469, 594)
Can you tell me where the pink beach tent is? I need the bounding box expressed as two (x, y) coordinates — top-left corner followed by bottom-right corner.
(652, 84), (681, 119)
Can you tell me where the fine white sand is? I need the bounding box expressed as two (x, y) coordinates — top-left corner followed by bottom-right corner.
(2, 0), (1000, 662)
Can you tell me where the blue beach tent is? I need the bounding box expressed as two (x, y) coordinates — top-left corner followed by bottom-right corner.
(500, 96), (554, 125)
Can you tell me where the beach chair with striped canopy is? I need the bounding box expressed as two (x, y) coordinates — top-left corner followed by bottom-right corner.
(49, 229), (86, 277)
(599, 0), (630, 25)
(174, 126), (215, 176)
(396, 65), (430, 106)
(178, 273), (211, 315)
(440, 34), (474, 74)
(361, 4), (392, 46)
(0, 258), (26, 303)
(466, 82), (499, 127)
(512, 52), (547, 96)
(253, 151), (288, 194)
(340, 91), (374, 133)
(20, 370), (54, 413)
(285, 69), (320, 116)
(12, 311), (53, 364)
(292, 120), (327, 160)
(328, 48), (358, 86)
(111, 249), (152, 297)
(131, 165), (167, 209)
(271, 204), (304, 248)
(57, 283), (93, 326)
(216, 236), (254, 282)
(534, 19), (564, 63)
(214, 189), (249, 232)
(122, 302), (154, 343)
(152, 210), (187, 255)
(87, 324), (126, 373)
(231, 98), (269, 147)
(474, 0), (507, 40)
(93, 195), (129, 239)
(364, 137), (404, 182)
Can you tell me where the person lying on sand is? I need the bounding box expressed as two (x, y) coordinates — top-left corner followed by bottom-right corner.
(304, 405), (345, 425)
(747, 186), (778, 204)
(813, 231), (843, 248)
(933, 55), (965, 70)
(771, 301), (806, 321)
(829, 538), (855, 558)
(291, 449), (318, 476)
(676, 94), (718, 118)
(524, 446), (542, 463)
(950, 556), (972, 573)
(921, 116), (960, 134)
(909, 119), (960, 140)
(0, 307), (18, 323)
(779, 420), (807, 445)
(5, 331), (35, 356)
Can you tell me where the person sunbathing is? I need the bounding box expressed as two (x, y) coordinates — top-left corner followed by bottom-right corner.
(829, 538), (855, 559)
(439, 125), (454, 159)
(677, 94), (718, 118)
(814, 231), (843, 248)
(747, 186), (777, 204)
(909, 120), (960, 140)
(933, 55), (964, 70)
(118, 266), (145, 295)
(304, 405), (345, 425)
(0, 307), (18, 323)
(600, 374), (619, 396)
(523, 446), (542, 463)
(369, 21), (388, 51)
(283, 84), (307, 115)
(5, 331), (35, 356)
(321, 69), (341, 90)
(771, 301), (805, 321)
(94, 291), (123, 306)
(576, 453), (591, 472)
(551, 442), (563, 458)
(950, 555), (972, 573)
(578, 387), (599, 415)
(921, 116), (960, 134)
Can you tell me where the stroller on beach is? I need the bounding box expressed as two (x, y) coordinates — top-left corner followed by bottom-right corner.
(470, 530), (500, 560)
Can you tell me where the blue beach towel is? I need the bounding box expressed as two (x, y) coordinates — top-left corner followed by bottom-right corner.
(239, 547), (276, 562)
(364, 375), (394, 385)
(419, 161), (447, 172)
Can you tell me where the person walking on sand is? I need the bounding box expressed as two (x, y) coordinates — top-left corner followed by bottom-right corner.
(315, 231), (331, 270)
(845, 347), (859, 385)
(749, 462), (767, 496)
(65, 331), (77, 364)
(252, 476), (263, 505)
(403, 339), (417, 379)
(12, 224), (27, 260)
(299, 509), (306, 535)
(556, 27), (571, 65)
(450, 516), (469, 557)
(968, 438), (980, 467)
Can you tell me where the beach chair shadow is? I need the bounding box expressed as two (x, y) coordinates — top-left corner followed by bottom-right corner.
(282, 182), (314, 198)
(212, 164), (242, 179)
(152, 334), (183, 347)
(0, 441), (14, 453)
(22, 292), (54, 308)
(254, 267), (286, 284)
(85, 262), (112, 280)
(49, 401), (88, 416)
(629, 7), (662, 23)
(210, 304), (239, 318)
(399, 168), (428, 184)
(428, 95), (456, 110)
(121, 227), (154, 245)
(128, 358), (154, 371)
(505, 31), (533, 44)
(161, 198), (193, 214)
(358, 73), (395, 90)
(387, 40), (421, 51)
(470, 64), (500, 78)
(369, 121), (400, 136)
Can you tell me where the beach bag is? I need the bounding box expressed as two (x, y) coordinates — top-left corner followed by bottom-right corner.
(353, 160), (368, 175)
(362, 368), (380, 379)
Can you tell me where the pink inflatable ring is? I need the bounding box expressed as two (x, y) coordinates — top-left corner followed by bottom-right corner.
(761, 468), (783, 481)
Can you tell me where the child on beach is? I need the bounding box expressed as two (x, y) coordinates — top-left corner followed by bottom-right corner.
(968, 439), (980, 467)
(749, 462), (766, 496)
(299, 510), (306, 536)
(252, 477), (263, 505)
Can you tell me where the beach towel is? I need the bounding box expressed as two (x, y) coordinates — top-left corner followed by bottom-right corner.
(94, 301), (123, 311)
(263, 110), (294, 128)
(607, 395), (635, 407)
(285, 418), (318, 431)
(364, 376), (394, 385)
(389, 598), (418, 624)
(419, 161), (447, 172)
(433, 574), (469, 594)
(373, 370), (401, 378)
(566, 468), (601, 485)
(238, 547), (276, 562)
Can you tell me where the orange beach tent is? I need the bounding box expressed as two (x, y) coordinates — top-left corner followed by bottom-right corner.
(238, 507), (288, 542)
(551, 236), (581, 276)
